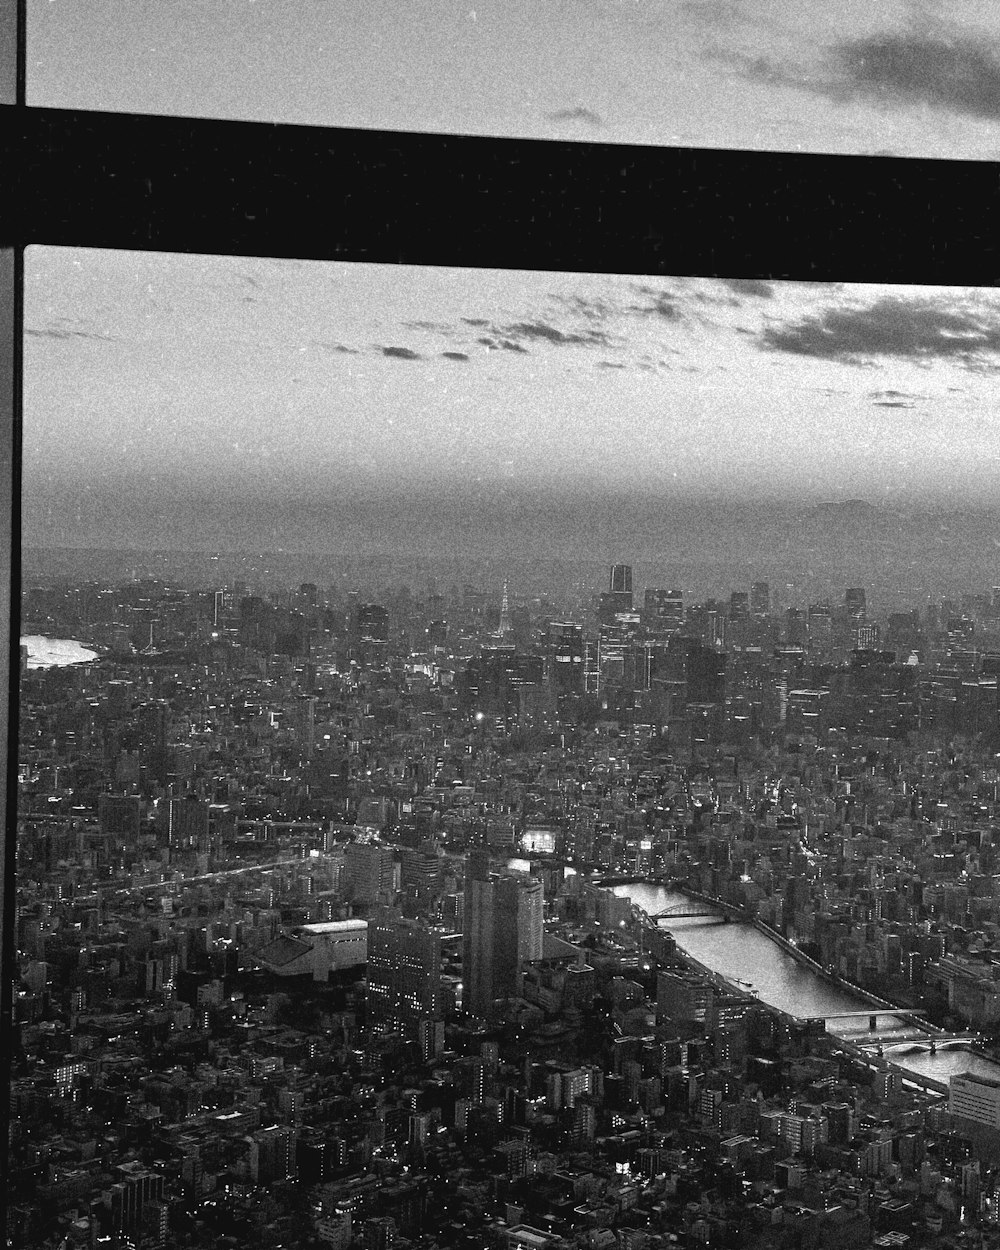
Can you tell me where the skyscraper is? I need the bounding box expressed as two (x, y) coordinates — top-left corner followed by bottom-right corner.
(643, 588), (684, 636)
(344, 841), (398, 905)
(546, 622), (584, 695)
(600, 563), (634, 623)
(845, 587), (867, 620)
(463, 852), (544, 1017)
(366, 914), (442, 1036)
(750, 581), (770, 617)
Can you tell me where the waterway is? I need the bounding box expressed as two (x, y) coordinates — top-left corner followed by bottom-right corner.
(21, 636), (99, 670)
(613, 881), (1000, 1085)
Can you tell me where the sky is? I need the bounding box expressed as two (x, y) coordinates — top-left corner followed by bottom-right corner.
(26, 0), (1000, 161)
(23, 248), (1000, 557)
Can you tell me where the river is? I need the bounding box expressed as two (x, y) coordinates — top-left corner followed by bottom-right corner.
(21, 636), (99, 669)
(613, 881), (1000, 1085)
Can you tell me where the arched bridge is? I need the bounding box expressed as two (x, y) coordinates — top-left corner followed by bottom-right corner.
(652, 903), (728, 920)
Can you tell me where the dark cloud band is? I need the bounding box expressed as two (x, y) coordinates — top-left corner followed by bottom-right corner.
(762, 296), (1000, 367)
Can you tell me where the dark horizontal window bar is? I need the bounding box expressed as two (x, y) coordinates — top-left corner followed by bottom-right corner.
(4, 106), (999, 283)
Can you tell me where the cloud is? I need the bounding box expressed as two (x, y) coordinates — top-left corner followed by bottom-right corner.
(381, 346), (422, 360)
(500, 319), (611, 347)
(314, 341), (359, 355)
(553, 293), (614, 322)
(865, 387), (920, 402)
(873, 400), (914, 408)
(724, 24), (1000, 124)
(721, 278), (775, 300)
(834, 30), (1000, 121)
(26, 326), (115, 342)
(462, 318), (490, 327)
(627, 287), (683, 320)
(596, 361), (627, 370)
(476, 336), (529, 354)
(762, 296), (1000, 367)
(441, 351), (470, 362)
(545, 105), (603, 126)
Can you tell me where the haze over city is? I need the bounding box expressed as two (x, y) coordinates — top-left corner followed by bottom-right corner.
(22, 248), (1000, 604)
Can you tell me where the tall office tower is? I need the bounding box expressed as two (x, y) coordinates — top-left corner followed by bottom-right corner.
(643, 587), (685, 636)
(949, 1073), (1000, 1128)
(597, 622), (627, 692)
(729, 591), (750, 622)
(685, 642), (726, 704)
(107, 1165), (165, 1238)
(785, 608), (807, 647)
(750, 581), (770, 617)
(166, 795), (210, 851)
(599, 563), (634, 623)
(807, 602), (833, 645)
(366, 914), (442, 1036)
(463, 852), (544, 1017)
(398, 843), (442, 903)
(356, 603), (390, 641)
(296, 694), (317, 759)
(515, 876), (544, 964)
(546, 621), (584, 694)
(845, 587), (867, 620)
(344, 841), (398, 905)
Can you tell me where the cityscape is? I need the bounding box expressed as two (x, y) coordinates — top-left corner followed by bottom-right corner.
(16, 555), (1000, 1250)
(17, 255), (1000, 1249)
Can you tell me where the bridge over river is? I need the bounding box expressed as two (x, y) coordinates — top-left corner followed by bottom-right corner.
(615, 879), (1000, 1086)
(651, 903), (731, 920)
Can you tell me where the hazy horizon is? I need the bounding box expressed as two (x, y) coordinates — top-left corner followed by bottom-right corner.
(25, 249), (1000, 574)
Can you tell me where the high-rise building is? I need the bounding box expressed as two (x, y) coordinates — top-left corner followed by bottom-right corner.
(729, 591), (750, 622)
(950, 1072), (1000, 1128)
(656, 969), (715, 1026)
(685, 642), (726, 704)
(296, 693), (317, 758)
(166, 795), (209, 850)
(845, 587), (867, 620)
(107, 1164), (165, 1235)
(366, 914), (442, 1036)
(344, 842), (398, 905)
(463, 852), (544, 1017)
(599, 564), (634, 624)
(546, 622), (584, 695)
(610, 563), (633, 595)
(363, 1216), (397, 1250)
(356, 603), (390, 641)
(750, 581), (770, 617)
(248, 1124), (297, 1184)
(643, 588), (684, 636)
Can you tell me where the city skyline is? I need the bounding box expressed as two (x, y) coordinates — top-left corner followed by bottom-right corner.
(27, 0), (1000, 162)
(24, 249), (1000, 561)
